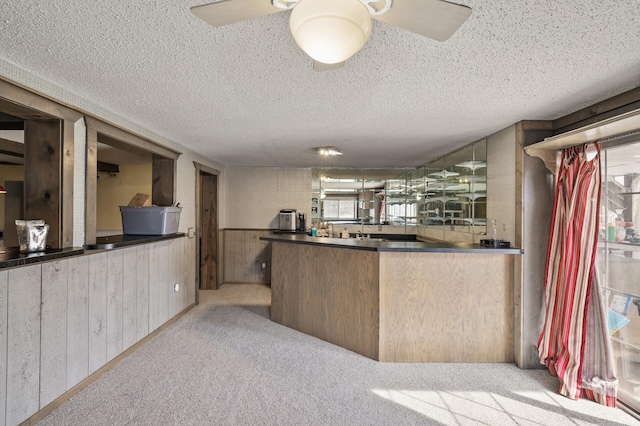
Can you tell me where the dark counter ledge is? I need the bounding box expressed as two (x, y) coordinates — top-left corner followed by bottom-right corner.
(84, 232), (185, 250)
(0, 246), (85, 269)
(0, 233), (185, 269)
(260, 234), (522, 254)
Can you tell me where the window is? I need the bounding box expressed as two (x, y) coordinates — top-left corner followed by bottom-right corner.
(599, 141), (640, 412)
(322, 199), (357, 219)
(84, 117), (181, 243)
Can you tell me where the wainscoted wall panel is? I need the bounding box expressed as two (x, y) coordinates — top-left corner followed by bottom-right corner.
(67, 256), (89, 391)
(168, 239), (178, 318)
(0, 237), (194, 426)
(40, 261), (68, 408)
(223, 229), (272, 284)
(6, 265), (41, 426)
(135, 245), (150, 342)
(149, 241), (170, 332)
(88, 253), (108, 375)
(106, 250), (124, 363)
(121, 246), (137, 351)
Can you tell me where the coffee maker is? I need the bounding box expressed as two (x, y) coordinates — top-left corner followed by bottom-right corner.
(278, 209), (296, 231)
(297, 213), (306, 231)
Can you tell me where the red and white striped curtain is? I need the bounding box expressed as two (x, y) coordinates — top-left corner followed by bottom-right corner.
(538, 142), (618, 406)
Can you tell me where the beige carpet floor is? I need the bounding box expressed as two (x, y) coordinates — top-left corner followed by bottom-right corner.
(38, 284), (639, 426)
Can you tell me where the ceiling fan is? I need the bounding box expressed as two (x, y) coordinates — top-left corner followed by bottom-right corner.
(191, 0), (471, 71)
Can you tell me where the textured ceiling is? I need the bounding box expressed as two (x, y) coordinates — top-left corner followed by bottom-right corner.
(1, 0), (639, 168)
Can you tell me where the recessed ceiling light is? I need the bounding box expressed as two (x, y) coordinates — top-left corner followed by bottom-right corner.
(316, 147), (342, 156)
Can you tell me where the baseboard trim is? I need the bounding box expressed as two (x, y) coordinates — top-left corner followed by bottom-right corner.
(19, 303), (196, 426)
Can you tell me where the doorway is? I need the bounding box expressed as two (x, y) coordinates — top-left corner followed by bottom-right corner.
(195, 163), (220, 293)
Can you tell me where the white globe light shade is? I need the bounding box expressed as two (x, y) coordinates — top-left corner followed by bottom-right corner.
(290, 0), (372, 64)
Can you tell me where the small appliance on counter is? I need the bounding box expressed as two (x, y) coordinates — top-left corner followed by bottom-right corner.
(297, 213), (306, 231)
(279, 209), (297, 231)
(15, 219), (49, 253)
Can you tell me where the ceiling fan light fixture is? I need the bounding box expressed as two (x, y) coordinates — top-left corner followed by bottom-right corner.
(290, 0), (372, 64)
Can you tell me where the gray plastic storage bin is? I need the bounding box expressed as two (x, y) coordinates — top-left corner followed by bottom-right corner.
(120, 206), (182, 235)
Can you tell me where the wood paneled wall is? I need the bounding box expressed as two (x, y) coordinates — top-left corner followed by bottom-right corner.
(222, 229), (272, 284)
(0, 237), (195, 426)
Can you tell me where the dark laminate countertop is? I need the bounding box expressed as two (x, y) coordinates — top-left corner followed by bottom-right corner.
(84, 232), (185, 250)
(261, 234), (522, 254)
(0, 233), (186, 269)
(0, 246), (85, 269)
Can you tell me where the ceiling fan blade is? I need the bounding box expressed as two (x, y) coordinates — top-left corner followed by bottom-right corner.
(373, 0), (471, 42)
(191, 0), (283, 27)
(313, 61), (346, 72)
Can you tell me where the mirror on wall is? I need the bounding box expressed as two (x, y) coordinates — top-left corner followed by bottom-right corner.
(311, 168), (412, 227)
(311, 139), (487, 236)
(418, 138), (487, 235)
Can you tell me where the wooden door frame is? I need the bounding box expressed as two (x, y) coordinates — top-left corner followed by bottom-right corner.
(194, 162), (221, 302)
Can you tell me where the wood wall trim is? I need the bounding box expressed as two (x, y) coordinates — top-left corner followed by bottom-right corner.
(84, 116), (181, 160)
(85, 127), (98, 245)
(552, 86), (640, 134)
(527, 107), (640, 153)
(515, 122), (525, 252)
(0, 137), (24, 157)
(520, 120), (554, 147)
(0, 79), (82, 122)
(526, 86), (640, 153)
(194, 161), (223, 295)
(193, 161), (221, 176)
(61, 119), (75, 248)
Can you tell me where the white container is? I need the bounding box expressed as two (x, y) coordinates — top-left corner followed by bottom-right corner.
(120, 206), (182, 235)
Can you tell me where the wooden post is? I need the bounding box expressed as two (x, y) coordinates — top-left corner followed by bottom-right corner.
(152, 155), (174, 206)
(24, 119), (62, 248)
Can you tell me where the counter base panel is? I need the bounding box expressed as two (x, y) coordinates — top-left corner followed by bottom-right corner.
(271, 243), (379, 359)
(379, 251), (514, 363)
(271, 241), (515, 363)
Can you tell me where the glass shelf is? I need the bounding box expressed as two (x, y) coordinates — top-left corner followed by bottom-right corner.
(428, 169), (460, 178)
(455, 160), (487, 170)
(458, 192), (487, 200)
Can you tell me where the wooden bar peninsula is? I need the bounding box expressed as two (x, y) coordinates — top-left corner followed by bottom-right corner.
(261, 234), (522, 363)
